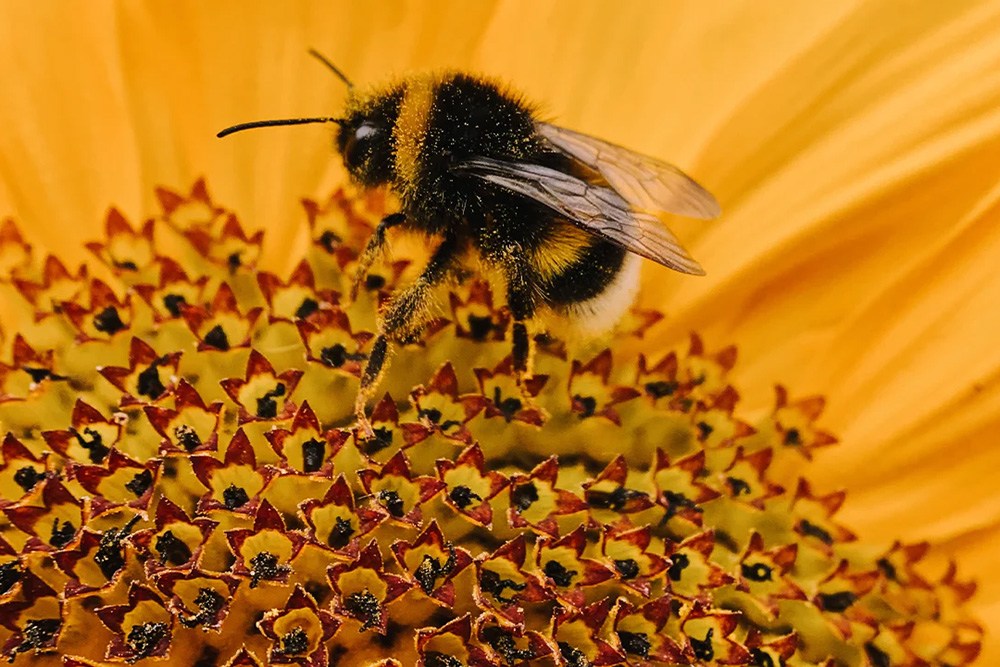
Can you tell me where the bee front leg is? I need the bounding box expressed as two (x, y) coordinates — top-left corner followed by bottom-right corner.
(355, 234), (460, 434)
(350, 212), (407, 301)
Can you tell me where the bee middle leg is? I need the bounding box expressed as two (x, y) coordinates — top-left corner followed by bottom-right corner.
(355, 234), (460, 433)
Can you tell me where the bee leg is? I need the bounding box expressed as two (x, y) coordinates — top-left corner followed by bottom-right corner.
(354, 335), (388, 438)
(511, 321), (532, 377)
(505, 266), (539, 395)
(350, 212), (407, 301)
(355, 234), (460, 431)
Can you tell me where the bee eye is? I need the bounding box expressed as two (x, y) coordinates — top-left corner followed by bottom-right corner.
(343, 122), (380, 169)
(355, 122), (378, 141)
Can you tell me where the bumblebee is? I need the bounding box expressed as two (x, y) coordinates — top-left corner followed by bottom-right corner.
(219, 52), (720, 432)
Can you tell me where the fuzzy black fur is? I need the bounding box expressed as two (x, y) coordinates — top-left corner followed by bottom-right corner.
(340, 73), (625, 398)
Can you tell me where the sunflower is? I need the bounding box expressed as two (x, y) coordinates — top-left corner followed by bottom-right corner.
(0, 1), (996, 665)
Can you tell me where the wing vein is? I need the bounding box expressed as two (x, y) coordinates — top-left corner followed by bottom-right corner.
(455, 156), (706, 275)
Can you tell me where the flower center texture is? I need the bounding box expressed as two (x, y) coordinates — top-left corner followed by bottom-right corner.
(0, 180), (981, 666)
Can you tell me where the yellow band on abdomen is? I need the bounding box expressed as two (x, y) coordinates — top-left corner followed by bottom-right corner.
(531, 220), (594, 280)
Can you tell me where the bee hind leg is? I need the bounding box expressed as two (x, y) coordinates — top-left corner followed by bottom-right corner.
(511, 321), (532, 377)
(354, 233), (460, 433)
(504, 266), (539, 399)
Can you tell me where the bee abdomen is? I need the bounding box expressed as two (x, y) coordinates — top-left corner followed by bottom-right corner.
(541, 237), (639, 334)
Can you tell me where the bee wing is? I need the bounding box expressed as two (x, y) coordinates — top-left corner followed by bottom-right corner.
(536, 122), (721, 220)
(454, 156), (705, 275)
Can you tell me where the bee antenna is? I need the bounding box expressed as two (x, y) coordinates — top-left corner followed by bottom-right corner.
(216, 117), (343, 138)
(308, 48), (354, 89)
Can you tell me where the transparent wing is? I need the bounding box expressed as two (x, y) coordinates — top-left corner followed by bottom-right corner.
(454, 156), (705, 275)
(537, 122), (721, 220)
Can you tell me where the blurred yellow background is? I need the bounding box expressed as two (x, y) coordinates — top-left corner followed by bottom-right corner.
(0, 0), (997, 661)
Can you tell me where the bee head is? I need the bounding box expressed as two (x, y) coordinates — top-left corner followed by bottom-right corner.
(216, 52), (402, 187)
(335, 89), (403, 187)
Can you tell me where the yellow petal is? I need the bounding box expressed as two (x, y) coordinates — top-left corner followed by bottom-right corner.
(1, 1), (998, 660)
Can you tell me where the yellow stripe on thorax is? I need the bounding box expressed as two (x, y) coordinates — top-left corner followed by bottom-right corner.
(393, 75), (438, 197)
(531, 220), (594, 280)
